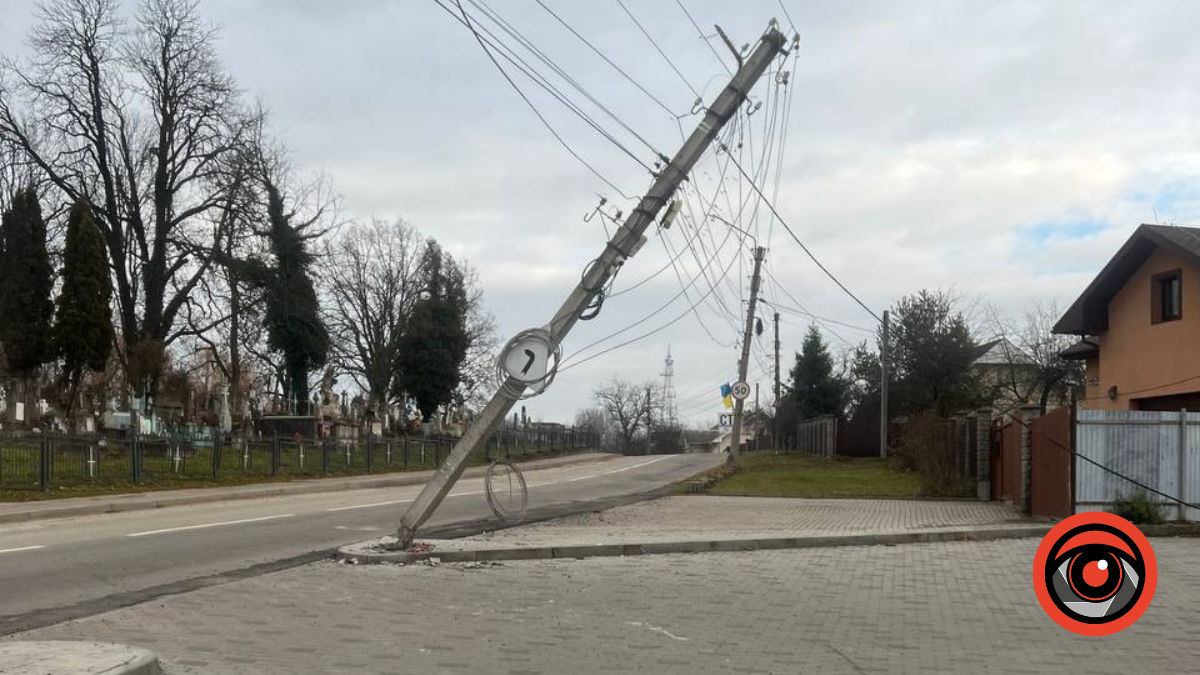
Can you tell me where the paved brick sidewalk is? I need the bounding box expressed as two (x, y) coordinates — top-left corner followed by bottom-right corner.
(12, 537), (1199, 674)
(456, 496), (1027, 546)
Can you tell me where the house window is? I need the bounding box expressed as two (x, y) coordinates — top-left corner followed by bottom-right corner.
(1152, 269), (1182, 324)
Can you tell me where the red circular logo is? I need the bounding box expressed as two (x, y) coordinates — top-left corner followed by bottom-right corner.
(1032, 511), (1156, 636)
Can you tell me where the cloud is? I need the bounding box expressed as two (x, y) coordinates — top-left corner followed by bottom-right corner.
(5, 0), (1200, 426)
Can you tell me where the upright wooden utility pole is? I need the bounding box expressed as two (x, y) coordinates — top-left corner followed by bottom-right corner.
(879, 309), (890, 459)
(394, 26), (789, 547)
(773, 310), (780, 450)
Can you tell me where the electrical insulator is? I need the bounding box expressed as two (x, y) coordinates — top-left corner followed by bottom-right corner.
(660, 199), (681, 230)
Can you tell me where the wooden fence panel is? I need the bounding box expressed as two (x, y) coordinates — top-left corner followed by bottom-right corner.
(836, 415), (879, 457)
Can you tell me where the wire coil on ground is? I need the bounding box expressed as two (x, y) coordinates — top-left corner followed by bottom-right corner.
(485, 458), (528, 523)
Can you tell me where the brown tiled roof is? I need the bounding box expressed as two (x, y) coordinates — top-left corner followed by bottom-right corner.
(1054, 224), (1200, 335)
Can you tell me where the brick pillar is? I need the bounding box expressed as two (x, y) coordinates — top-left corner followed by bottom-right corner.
(975, 408), (991, 501)
(1019, 405), (1041, 515)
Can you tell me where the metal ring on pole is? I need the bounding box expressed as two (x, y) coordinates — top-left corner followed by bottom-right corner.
(485, 458), (528, 523)
(495, 327), (561, 400)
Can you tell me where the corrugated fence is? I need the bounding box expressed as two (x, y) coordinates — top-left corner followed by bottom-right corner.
(1075, 409), (1200, 521)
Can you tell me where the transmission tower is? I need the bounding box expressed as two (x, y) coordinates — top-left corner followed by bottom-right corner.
(661, 346), (679, 429)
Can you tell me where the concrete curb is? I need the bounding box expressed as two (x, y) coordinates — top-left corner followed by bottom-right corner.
(0, 641), (159, 675)
(0, 452), (614, 525)
(336, 524), (1058, 564)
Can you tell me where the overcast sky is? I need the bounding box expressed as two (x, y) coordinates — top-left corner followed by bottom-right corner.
(4, 0), (1200, 426)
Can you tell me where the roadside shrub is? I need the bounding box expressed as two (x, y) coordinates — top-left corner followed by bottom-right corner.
(893, 411), (972, 498)
(1112, 490), (1165, 524)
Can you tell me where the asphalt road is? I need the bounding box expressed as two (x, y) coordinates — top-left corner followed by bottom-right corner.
(0, 452), (721, 635)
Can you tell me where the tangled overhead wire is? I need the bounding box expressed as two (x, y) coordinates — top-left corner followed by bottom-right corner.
(579, 257), (624, 321)
(494, 327), (562, 399)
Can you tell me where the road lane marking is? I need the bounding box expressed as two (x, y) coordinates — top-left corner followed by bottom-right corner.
(0, 545), (44, 554)
(605, 456), (672, 474)
(530, 455), (676, 487)
(326, 499), (412, 513)
(125, 514), (294, 538)
(326, 455), (683, 509)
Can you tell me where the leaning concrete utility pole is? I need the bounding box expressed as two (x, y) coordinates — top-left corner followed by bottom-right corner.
(394, 25), (789, 547)
(729, 245), (766, 466)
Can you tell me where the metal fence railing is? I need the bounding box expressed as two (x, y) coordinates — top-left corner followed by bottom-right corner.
(0, 428), (601, 493)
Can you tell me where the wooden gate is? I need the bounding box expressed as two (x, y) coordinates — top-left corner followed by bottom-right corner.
(1030, 406), (1073, 518)
(994, 419), (1023, 504)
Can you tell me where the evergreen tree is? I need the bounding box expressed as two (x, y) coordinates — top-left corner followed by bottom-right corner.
(888, 290), (980, 415)
(257, 184), (328, 416)
(785, 325), (846, 419)
(1, 187), (55, 380)
(54, 200), (113, 420)
(394, 242), (470, 422)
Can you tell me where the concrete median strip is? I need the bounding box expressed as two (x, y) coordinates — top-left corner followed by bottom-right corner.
(336, 524), (1058, 564)
(0, 641), (160, 675)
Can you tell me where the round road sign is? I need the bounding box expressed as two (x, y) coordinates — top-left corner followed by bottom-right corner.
(731, 380), (751, 400)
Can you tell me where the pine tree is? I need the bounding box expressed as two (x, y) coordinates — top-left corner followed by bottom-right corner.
(54, 200), (113, 420)
(786, 325), (846, 419)
(0, 187), (55, 381)
(394, 242), (470, 422)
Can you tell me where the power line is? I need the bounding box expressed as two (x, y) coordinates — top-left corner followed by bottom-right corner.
(438, 0), (648, 197)
(563, 223), (740, 364)
(721, 145), (884, 324)
(767, 47), (798, 249)
(608, 125), (737, 299)
(559, 223), (751, 373)
(681, 97), (783, 325)
(451, 0), (656, 173)
(466, 0), (666, 159)
(532, 0), (679, 117)
(659, 228), (738, 348)
(759, 291), (875, 333)
(776, 0), (799, 34)
(614, 0), (702, 100)
(760, 271), (858, 348)
(673, 0), (732, 75)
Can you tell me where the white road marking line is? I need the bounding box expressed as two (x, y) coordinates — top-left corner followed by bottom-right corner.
(529, 455), (677, 488)
(125, 514), (294, 538)
(0, 545), (44, 554)
(326, 499), (412, 512)
(604, 456), (672, 474)
(326, 455), (681, 508)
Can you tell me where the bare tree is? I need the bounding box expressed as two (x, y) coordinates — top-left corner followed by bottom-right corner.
(323, 218), (425, 408)
(574, 405), (614, 451)
(986, 300), (1084, 414)
(592, 378), (656, 453)
(454, 260), (498, 409)
(0, 0), (246, 398)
